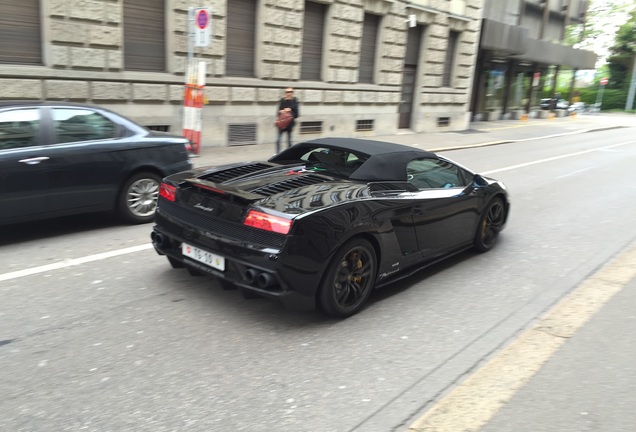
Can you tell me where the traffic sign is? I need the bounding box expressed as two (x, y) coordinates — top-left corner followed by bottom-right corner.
(600, 77), (608, 85)
(194, 8), (211, 47)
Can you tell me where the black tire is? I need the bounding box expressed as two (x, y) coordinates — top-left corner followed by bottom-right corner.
(318, 239), (377, 318)
(474, 197), (506, 252)
(118, 172), (162, 224)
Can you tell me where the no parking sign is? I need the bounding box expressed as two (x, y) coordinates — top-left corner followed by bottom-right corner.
(194, 8), (211, 47)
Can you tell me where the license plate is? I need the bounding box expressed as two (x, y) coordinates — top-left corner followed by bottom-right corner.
(181, 242), (225, 271)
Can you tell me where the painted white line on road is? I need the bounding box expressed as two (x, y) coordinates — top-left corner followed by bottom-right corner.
(0, 244), (153, 282)
(481, 140), (635, 175)
(556, 166), (593, 179)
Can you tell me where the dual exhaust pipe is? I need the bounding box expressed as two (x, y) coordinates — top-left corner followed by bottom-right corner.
(244, 268), (276, 289)
(151, 232), (277, 290)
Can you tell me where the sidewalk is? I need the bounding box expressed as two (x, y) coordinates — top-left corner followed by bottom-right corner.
(191, 112), (632, 167)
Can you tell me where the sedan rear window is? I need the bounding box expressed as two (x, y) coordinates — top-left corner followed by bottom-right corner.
(52, 109), (119, 144)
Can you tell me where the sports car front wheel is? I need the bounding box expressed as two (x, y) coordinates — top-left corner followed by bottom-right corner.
(474, 197), (506, 252)
(319, 239), (377, 318)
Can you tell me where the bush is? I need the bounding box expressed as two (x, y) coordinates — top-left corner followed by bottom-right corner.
(577, 88), (627, 110)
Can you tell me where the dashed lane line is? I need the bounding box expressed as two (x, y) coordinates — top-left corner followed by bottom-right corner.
(0, 244), (153, 282)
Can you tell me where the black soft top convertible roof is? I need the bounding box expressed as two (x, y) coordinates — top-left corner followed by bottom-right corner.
(269, 138), (437, 182)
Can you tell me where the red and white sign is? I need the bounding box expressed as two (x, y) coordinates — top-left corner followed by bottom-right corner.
(600, 77), (609, 85)
(194, 8), (211, 47)
(532, 72), (541, 87)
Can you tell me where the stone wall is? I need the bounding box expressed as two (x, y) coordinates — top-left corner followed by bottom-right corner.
(0, 0), (484, 146)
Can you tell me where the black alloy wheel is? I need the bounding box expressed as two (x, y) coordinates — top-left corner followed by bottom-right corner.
(118, 172), (162, 224)
(319, 239), (377, 318)
(474, 197), (506, 252)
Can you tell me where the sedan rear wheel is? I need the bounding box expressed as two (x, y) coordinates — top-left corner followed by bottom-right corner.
(474, 197), (506, 252)
(118, 172), (161, 224)
(319, 239), (376, 318)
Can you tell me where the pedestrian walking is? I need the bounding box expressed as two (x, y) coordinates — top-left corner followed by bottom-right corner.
(275, 87), (299, 153)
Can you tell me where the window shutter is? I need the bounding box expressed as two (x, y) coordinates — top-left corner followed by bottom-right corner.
(359, 13), (379, 84)
(226, 0), (256, 77)
(301, 1), (326, 81)
(124, 0), (166, 72)
(0, 0), (42, 65)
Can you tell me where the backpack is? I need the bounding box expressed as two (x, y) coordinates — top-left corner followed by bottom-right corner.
(275, 110), (293, 130)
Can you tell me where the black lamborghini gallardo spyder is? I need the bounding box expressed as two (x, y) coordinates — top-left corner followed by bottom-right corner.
(151, 138), (509, 317)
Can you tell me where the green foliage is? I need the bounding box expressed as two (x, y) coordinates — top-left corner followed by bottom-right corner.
(577, 87), (628, 109)
(607, 4), (636, 89)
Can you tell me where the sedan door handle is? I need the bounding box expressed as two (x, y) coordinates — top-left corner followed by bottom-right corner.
(19, 157), (50, 165)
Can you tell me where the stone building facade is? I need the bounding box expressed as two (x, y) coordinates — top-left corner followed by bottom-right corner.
(0, 0), (484, 147)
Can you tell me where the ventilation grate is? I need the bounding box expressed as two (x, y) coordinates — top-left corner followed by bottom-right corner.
(437, 117), (451, 127)
(228, 123), (257, 146)
(248, 174), (328, 196)
(356, 119), (374, 131)
(147, 125), (170, 132)
(299, 121), (323, 134)
(201, 163), (272, 183)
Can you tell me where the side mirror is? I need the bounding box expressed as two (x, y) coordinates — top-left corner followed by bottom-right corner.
(473, 174), (489, 187)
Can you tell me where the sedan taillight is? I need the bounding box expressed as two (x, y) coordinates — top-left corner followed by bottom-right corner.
(244, 210), (292, 234)
(159, 183), (177, 202)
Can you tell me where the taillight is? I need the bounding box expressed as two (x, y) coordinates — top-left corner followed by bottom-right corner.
(159, 183), (177, 202)
(244, 210), (292, 234)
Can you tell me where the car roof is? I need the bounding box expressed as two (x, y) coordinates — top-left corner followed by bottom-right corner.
(270, 137), (438, 182)
(0, 100), (100, 109)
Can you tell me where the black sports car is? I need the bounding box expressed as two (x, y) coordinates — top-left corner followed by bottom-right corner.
(0, 101), (192, 225)
(151, 138), (509, 317)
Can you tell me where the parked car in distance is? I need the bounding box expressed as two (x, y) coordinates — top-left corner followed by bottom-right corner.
(0, 101), (193, 225)
(151, 138), (510, 318)
(540, 97), (569, 110)
(568, 101), (588, 113)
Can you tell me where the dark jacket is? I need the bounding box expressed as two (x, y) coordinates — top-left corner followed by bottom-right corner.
(277, 97), (299, 131)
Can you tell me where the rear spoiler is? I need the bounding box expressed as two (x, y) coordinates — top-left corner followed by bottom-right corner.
(183, 178), (264, 201)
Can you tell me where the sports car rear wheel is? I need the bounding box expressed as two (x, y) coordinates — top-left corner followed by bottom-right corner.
(319, 239), (376, 318)
(474, 197), (506, 252)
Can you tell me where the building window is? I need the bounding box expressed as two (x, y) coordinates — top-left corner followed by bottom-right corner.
(359, 13), (380, 84)
(443, 31), (459, 87)
(0, 0), (42, 65)
(301, 1), (327, 81)
(124, 0), (166, 71)
(226, 0), (256, 77)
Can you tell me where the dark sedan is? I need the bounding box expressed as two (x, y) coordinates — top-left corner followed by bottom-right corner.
(151, 138), (509, 317)
(0, 101), (192, 225)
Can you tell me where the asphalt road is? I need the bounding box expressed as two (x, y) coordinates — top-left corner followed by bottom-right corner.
(1, 126), (636, 432)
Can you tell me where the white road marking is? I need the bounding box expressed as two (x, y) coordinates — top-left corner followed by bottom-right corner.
(0, 244), (153, 282)
(481, 140), (634, 175)
(556, 167), (593, 179)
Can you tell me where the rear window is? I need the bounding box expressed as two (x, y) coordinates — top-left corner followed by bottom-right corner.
(300, 147), (369, 177)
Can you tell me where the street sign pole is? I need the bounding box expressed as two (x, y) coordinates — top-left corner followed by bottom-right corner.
(595, 78), (608, 114)
(626, 55), (636, 111)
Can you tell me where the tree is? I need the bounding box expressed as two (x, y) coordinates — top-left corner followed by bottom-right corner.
(565, 0), (635, 67)
(607, 6), (636, 89)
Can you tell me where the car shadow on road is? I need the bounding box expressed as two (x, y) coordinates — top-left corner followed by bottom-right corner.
(0, 212), (122, 246)
(153, 249), (481, 329)
(368, 249), (478, 305)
